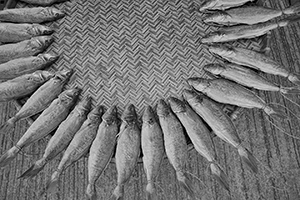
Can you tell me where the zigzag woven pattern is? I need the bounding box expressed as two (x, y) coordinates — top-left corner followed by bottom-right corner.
(17, 0), (263, 116)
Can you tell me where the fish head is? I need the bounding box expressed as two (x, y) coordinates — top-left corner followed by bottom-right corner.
(199, 0), (217, 12)
(203, 12), (228, 24)
(208, 45), (233, 57)
(30, 70), (54, 83)
(102, 105), (118, 124)
(187, 77), (210, 92)
(142, 105), (156, 125)
(59, 87), (81, 102)
(55, 69), (73, 83)
(49, 8), (65, 19)
(40, 53), (59, 63)
(201, 32), (224, 43)
(75, 96), (92, 115)
(33, 36), (54, 49)
(122, 104), (137, 122)
(168, 97), (186, 113)
(156, 99), (171, 117)
(88, 105), (105, 123)
(182, 89), (205, 106)
(203, 63), (225, 75)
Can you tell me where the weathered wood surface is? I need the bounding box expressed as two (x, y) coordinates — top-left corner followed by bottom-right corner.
(1, 0), (300, 200)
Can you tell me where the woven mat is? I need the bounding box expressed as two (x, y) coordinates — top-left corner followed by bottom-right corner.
(16, 0), (263, 118)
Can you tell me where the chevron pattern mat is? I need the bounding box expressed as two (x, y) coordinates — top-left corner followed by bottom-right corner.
(16, 0), (263, 117)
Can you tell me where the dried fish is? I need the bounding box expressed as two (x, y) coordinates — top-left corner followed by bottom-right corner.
(141, 105), (165, 199)
(199, 0), (255, 12)
(0, 22), (54, 44)
(0, 87), (80, 168)
(169, 97), (229, 191)
(157, 99), (195, 199)
(188, 77), (285, 119)
(19, 96), (91, 178)
(208, 45), (300, 85)
(45, 105), (104, 195)
(113, 104), (141, 200)
(0, 36), (54, 64)
(87, 106), (119, 200)
(0, 53), (58, 80)
(204, 63), (300, 94)
(0, 7), (64, 23)
(20, 0), (68, 6)
(0, 70), (54, 102)
(203, 4), (300, 25)
(183, 89), (258, 173)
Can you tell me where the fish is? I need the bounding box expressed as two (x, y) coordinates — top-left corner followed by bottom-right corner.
(0, 53), (58, 80)
(0, 87), (80, 168)
(86, 105), (119, 200)
(0, 7), (65, 23)
(168, 97), (229, 191)
(0, 70), (54, 102)
(203, 63), (300, 94)
(0, 23), (54, 44)
(113, 104), (141, 200)
(183, 89), (258, 173)
(19, 96), (91, 179)
(45, 105), (105, 195)
(141, 105), (165, 200)
(203, 3), (300, 26)
(199, 0), (255, 12)
(156, 99), (195, 199)
(188, 77), (286, 119)
(0, 36), (54, 64)
(208, 45), (300, 85)
(201, 17), (297, 43)
(20, 0), (68, 6)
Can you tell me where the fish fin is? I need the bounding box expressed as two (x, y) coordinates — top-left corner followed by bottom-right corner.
(176, 172), (196, 200)
(210, 163), (230, 191)
(0, 146), (20, 168)
(45, 171), (60, 195)
(237, 146), (258, 173)
(112, 184), (124, 200)
(288, 73), (300, 86)
(18, 159), (47, 179)
(280, 86), (300, 94)
(146, 181), (155, 200)
(86, 183), (97, 200)
(283, 2), (300, 15)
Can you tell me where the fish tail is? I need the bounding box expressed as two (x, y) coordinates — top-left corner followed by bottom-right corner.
(237, 146), (258, 174)
(283, 2), (300, 15)
(280, 86), (300, 94)
(86, 183), (97, 200)
(112, 184), (124, 200)
(146, 181), (155, 200)
(18, 158), (47, 179)
(0, 146), (20, 168)
(0, 117), (16, 134)
(45, 171), (60, 195)
(210, 162), (230, 191)
(288, 73), (300, 86)
(264, 105), (287, 121)
(176, 171), (196, 200)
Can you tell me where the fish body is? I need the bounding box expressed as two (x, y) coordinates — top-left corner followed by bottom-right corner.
(20, 0), (68, 6)
(45, 105), (104, 195)
(87, 106), (119, 200)
(0, 36), (53, 64)
(113, 104), (141, 200)
(199, 0), (255, 12)
(0, 7), (64, 23)
(208, 45), (300, 85)
(0, 23), (54, 44)
(168, 97), (229, 191)
(0, 70), (54, 102)
(0, 53), (58, 80)
(19, 96), (91, 178)
(141, 105), (165, 199)
(183, 89), (258, 173)
(157, 99), (195, 199)
(0, 88), (80, 168)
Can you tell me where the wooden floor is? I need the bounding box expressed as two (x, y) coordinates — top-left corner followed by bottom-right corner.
(1, 0), (300, 200)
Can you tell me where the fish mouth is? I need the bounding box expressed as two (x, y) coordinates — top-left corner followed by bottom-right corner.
(43, 29), (55, 35)
(168, 97), (186, 113)
(142, 105), (156, 123)
(156, 99), (171, 116)
(56, 69), (73, 81)
(183, 89), (204, 103)
(122, 104), (137, 121)
(103, 105), (118, 123)
(43, 54), (59, 62)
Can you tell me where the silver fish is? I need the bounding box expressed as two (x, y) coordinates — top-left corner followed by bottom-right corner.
(45, 105), (105, 195)
(0, 22), (54, 44)
(157, 99), (195, 199)
(87, 106), (119, 200)
(19, 96), (91, 178)
(0, 7), (64, 23)
(0, 36), (53, 64)
(188, 77), (285, 118)
(0, 87), (80, 168)
(183, 89), (258, 173)
(199, 0), (255, 12)
(113, 104), (141, 200)
(141, 105), (165, 200)
(169, 97), (229, 191)
(0, 70), (54, 102)
(0, 53), (58, 80)
(203, 4), (300, 25)
(208, 45), (300, 85)
(20, 0), (68, 6)
(204, 63), (300, 94)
